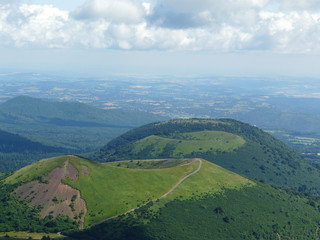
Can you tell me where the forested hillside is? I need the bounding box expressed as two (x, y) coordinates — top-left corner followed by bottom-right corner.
(0, 129), (68, 172)
(94, 119), (320, 195)
(71, 182), (320, 240)
(0, 96), (167, 152)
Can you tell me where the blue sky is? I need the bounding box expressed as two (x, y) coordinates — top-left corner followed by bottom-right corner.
(1, 0), (320, 76)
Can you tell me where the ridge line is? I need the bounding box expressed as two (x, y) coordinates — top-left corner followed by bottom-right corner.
(91, 158), (202, 227)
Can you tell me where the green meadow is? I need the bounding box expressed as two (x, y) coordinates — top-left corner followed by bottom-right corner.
(4, 155), (254, 228)
(132, 131), (245, 157)
(164, 160), (254, 201)
(107, 158), (193, 169)
(0, 231), (63, 239)
(65, 157), (199, 226)
(66, 157), (253, 226)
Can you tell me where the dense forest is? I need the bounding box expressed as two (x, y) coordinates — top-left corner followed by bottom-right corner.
(0, 129), (68, 172)
(0, 129), (66, 154)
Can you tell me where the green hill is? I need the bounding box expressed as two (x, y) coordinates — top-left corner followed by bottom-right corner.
(0, 96), (167, 153)
(3, 153), (320, 239)
(0, 129), (64, 154)
(93, 118), (320, 195)
(0, 129), (68, 172)
(4, 155), (252, 228)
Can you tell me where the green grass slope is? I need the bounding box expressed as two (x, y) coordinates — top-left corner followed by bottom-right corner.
(74, 182), (320, 240)
(65, 157), (198, 226)
(3, 155), (252, 228)
(94, 118), (320, 195)
(132, 131), (245, 157)
(65, 157), (251, 227)
(0, 96), (167, 152)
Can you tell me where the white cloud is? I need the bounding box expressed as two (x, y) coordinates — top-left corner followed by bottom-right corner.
(1, 0), (320, 54)
(278, 0), (320, 11)
(72, 0), (145, 24)
(260, 11), (320, 53)
(148, 0), (269, 29)
(0, 3), (70, 47)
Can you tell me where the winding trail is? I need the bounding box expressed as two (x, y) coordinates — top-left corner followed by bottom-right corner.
(92, 158), (202, 227)
(159, 158), (202, 199)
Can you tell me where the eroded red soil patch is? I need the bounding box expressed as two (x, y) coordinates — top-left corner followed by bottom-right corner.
(14, 159), (87, 228)
(81, 165), (90, 177)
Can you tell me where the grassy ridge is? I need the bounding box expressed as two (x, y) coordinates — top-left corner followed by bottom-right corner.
(4, 155), (68, 185)
(65, 157), (199, 226)
(64, 157), (253, 227)
(107, 159), (193, 169)
(6, 155), (252, 228)
(164, 160), (253, 201)
(132, 131), (245, 157)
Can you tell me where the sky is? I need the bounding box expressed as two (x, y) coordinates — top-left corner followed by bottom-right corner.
(0, 0), (320, 76)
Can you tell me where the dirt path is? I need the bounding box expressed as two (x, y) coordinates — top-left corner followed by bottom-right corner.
(159, 158), (202, 199)
(92, 158), (202, 227)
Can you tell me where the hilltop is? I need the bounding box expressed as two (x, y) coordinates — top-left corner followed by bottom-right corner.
(3, 155), (251, 228)
(94, 118), (320, 195)
(0, 96), (167, 152)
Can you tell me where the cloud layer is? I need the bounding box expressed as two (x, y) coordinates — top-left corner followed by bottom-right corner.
(1, 0), (320, 53)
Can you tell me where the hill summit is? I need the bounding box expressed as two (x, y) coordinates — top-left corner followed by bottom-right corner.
(3, 154), (252, 228)
(94, 118), (320, 195)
